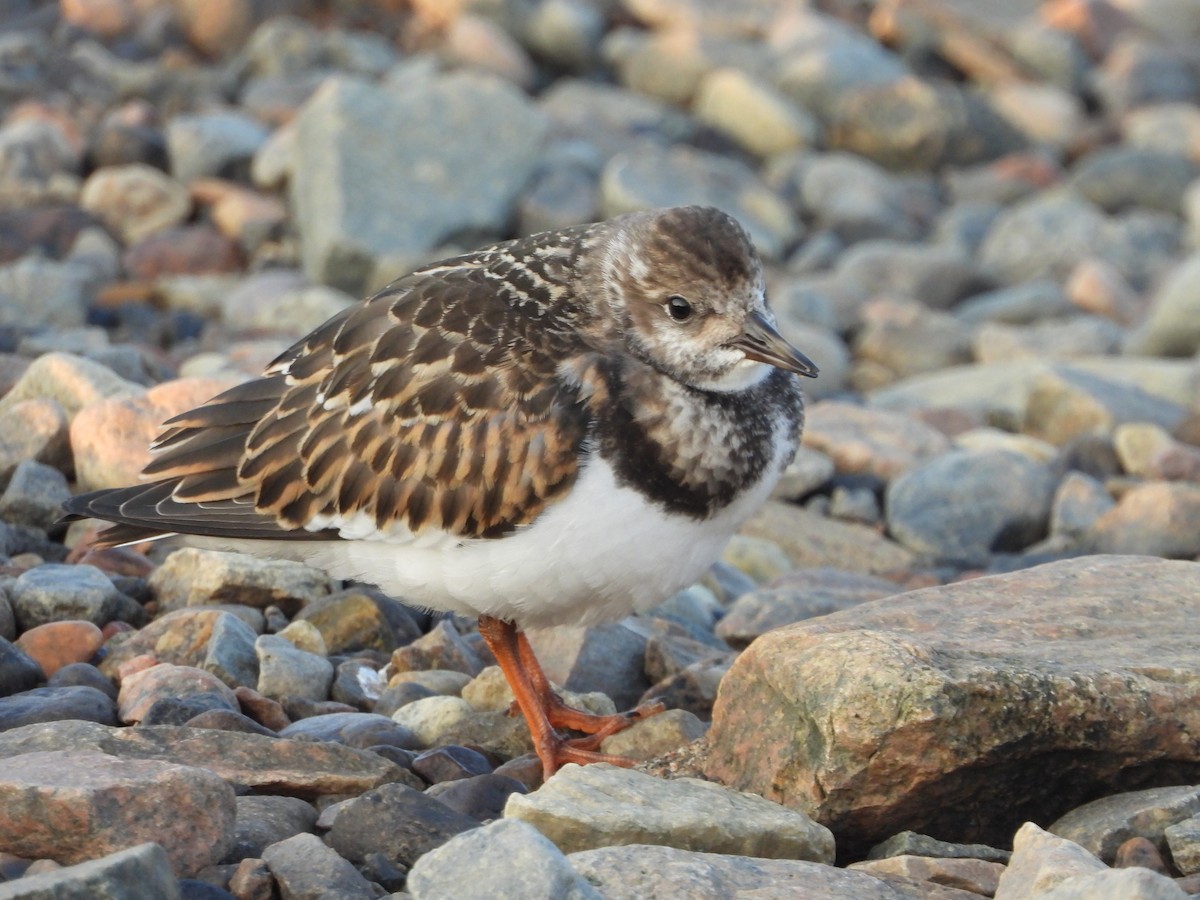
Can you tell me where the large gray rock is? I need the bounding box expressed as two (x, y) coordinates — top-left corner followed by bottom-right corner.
(704, 556), (1200, 858)
(292, 72), (547, 291)
(505, 763), (834, 861)
(408, 819), (601, 900)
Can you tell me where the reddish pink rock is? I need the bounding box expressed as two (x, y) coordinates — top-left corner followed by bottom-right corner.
(0, 749), (235, 876)
(15, 621), (104, 677)
(115, 653), (159, 681)
(123, 225), (242, 278)
(117, 663), (238, 723)
(70, 375), (242, 490)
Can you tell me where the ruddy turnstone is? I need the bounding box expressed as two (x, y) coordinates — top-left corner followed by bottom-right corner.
(65, 205), (817, 778)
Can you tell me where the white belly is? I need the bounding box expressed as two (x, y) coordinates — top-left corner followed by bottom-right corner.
(193, 422), (794, 629)
(311, 448), (780, 628)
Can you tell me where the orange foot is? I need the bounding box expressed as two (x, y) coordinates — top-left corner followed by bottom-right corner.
(478, 615), (667, 780)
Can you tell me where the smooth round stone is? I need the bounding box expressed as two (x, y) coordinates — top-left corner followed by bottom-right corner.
(0, 637), (45, 697)
(225, 795), (318, 864)
(14, 620), (104, 678)
(426, 774), (528, 823)
(886, 450), (1057, 566)
(118, 664), (238, 724)
(277, 711), (422, 751)
(374, 680), (438, 718)
(46, 662), (117, 699)
(331, 659), (381, 711)
(0, 459), (71, 530)
(9, 564), (120, 631)
(143, 695), (241, 729)
(79, 163), (190, 244)
(1070, 146), (1199, 215)
(412, 746), (493, 784)
(255, 634), (333, 703)
(0, 685), (118, 730)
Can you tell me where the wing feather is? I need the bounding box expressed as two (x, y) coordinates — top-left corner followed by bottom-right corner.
(64, 242), (596, 548)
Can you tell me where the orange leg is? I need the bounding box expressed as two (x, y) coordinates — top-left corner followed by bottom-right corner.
(477, 616), (648, 780)
(514, 630), (665, 750)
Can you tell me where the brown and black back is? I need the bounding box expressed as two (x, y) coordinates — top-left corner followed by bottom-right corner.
(64, 226), (602, 548)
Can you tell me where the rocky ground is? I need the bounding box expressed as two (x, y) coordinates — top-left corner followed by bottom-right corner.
(1, 0), (1200, 897)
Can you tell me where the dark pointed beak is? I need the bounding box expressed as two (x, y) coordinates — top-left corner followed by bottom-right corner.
(734, 311), (819, 378)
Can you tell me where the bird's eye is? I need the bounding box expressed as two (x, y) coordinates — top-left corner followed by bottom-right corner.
(666, 295), (693, 321)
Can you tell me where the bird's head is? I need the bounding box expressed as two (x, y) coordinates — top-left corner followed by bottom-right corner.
(587, 206), (818, 392)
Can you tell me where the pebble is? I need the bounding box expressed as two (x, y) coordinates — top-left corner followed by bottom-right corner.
(0, 719), (402, 797)
(407, 819), (601, 900)
(716, 568), (899, 648)
(525, 622), (651, 710)
(167, 112), (271, 185)
(1087, 482), (1200, 558)
(0, 459), (70, 530)
(1049, 471), (1115, 540)
(885, 450), (1057, 565)
(804, 401), (952, 481)
(226, 795), (317, 864)
(600, 144), (799, 260)
(326, 781), (480, 869)
(1165, 815), (1200, 876)
(0, 685), (118, 731)
(1126, 252), (1200, 357)
(568, 843), (965, 899)
(117, 663), (238, 724)
(412, 745), (493, 784)
(792, 152), (935, 243)
(292, 72), (547, 291)
(294, 586), (422, 655)
(255, 634), (333, 703)
(260, 832), (377, 900)
(0, 637), (45, 697)
(693, 68), (819, 158)
(425, 773), (528, 823)
(598, 709), (707, 761)
(9, 564), (121, 631)
(1070, 146), (1199, 216)
(122, 225), (243, 279)
(506, 763), (834, 861)
(277, 711), (420, 751)
(391, 695), (532, 761)
(149, 548), (333, 615)
(79, 163), (191, 244)
(0, 398), (70, 485)
(0, 257), (93, 330)
(13, 620), (103, 678)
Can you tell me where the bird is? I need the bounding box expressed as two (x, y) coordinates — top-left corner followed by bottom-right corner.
(64, 205), (818, 780)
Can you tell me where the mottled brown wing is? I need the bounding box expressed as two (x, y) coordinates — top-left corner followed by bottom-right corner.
(69, 261), (593, 545)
